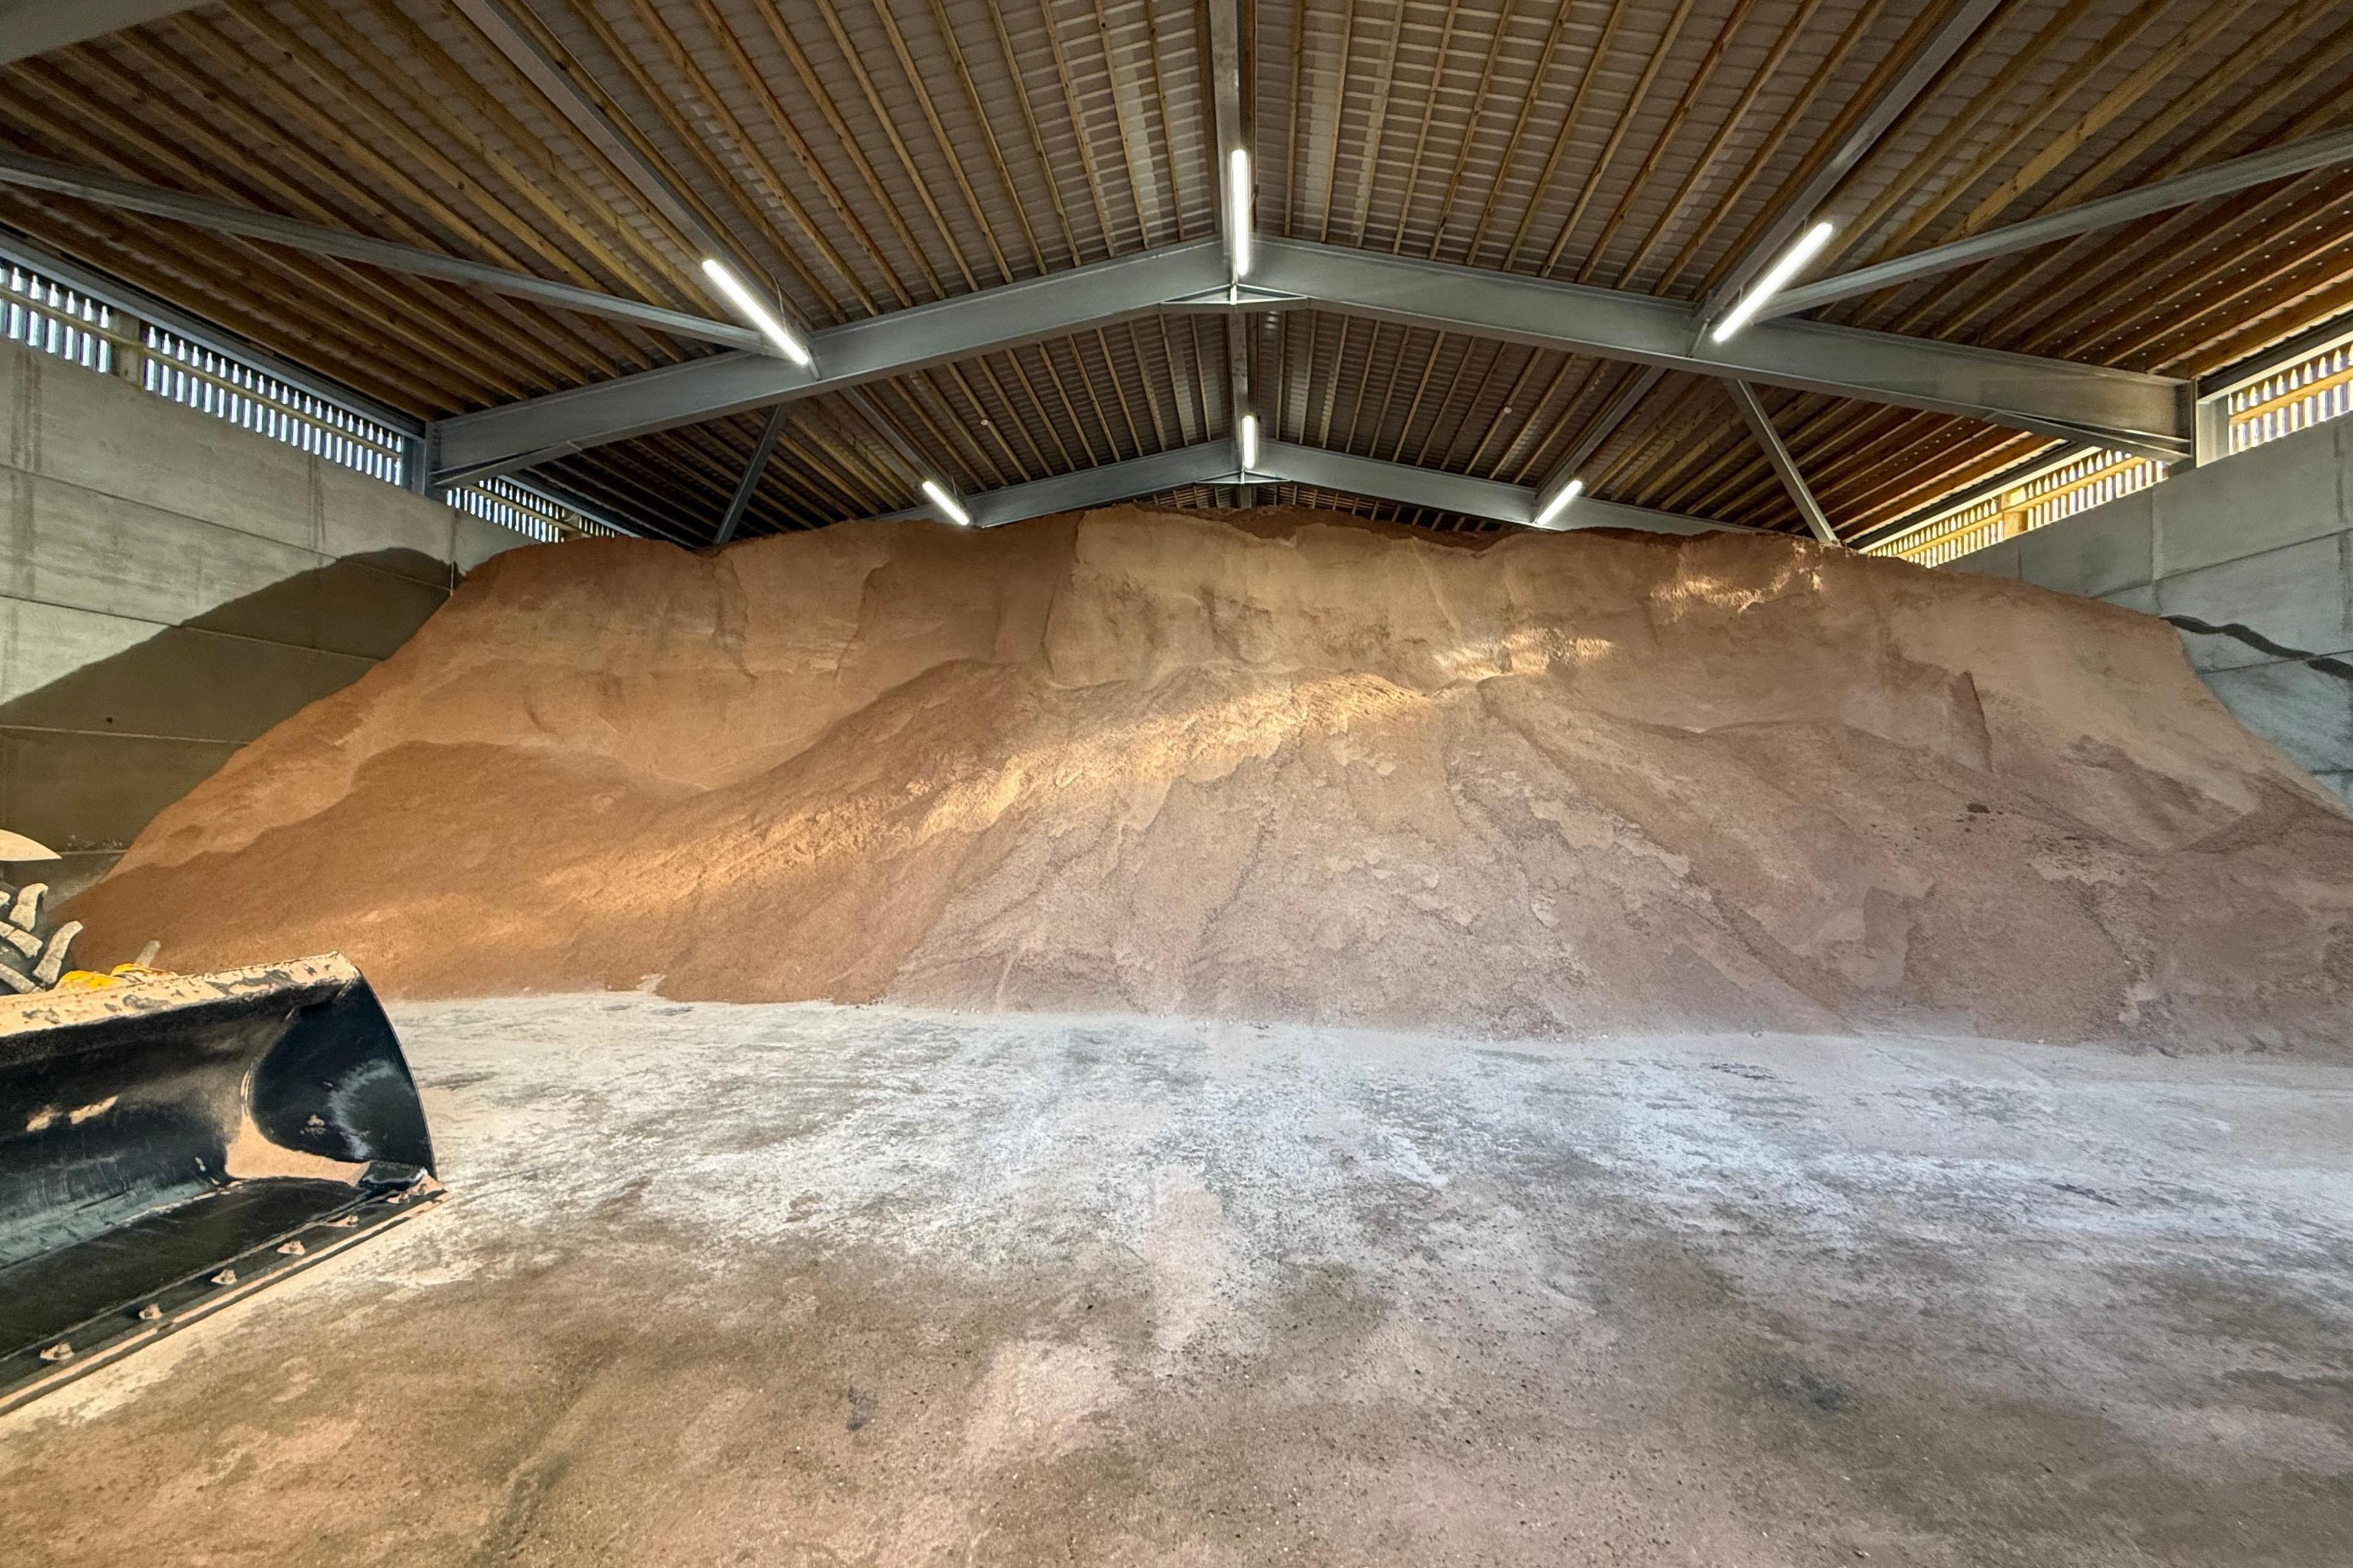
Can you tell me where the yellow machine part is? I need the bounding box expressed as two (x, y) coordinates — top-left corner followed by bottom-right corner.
(50, 964), (171, 993)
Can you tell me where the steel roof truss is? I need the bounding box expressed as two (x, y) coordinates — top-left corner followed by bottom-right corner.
(879, 439), (1756, 537)
(430, 241), (2191, 485)
(433, 240), (1231, 483)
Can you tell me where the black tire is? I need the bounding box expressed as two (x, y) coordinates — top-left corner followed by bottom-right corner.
(0, 877), (81, 994)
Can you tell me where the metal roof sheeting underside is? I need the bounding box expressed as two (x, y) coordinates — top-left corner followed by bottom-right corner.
(1, 0), (2348, 543)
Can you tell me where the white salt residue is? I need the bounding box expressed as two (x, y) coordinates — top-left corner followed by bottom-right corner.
(15, 995), (2353, 1463)
(962, 1339), (1126, 1464)
(365, 1001), (2353, 1352)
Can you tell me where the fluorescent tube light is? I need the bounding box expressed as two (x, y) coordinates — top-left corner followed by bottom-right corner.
(1709, 221), (1836, 344)
(1239, 412), (1259, 472)
(700, 257), (813, 366)
(1229, 148), (1253, 279)
(1532, 477), (1583, 529)
(921, 477), (972, 526)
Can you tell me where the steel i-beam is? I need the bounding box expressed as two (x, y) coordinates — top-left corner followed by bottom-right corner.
(431, 243), (2192, 486)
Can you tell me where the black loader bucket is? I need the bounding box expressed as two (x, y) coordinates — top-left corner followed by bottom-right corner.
(0, 955), (441, 1412)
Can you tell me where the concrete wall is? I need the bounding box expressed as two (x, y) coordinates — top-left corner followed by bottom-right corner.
(1949, 417), (2353, 807)
(1, 338), (533, 899)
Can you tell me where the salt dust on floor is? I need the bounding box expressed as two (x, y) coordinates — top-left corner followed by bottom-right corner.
(4, 996), (2351, 1565)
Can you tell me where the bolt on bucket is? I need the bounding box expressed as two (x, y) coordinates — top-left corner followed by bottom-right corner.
(0, 954), (441, 1412)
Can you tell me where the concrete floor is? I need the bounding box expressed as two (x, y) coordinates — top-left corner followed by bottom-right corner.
(4, 999), (2351, 1565)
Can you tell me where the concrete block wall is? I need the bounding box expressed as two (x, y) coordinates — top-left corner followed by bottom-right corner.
(1950, 417), (2353, 807)
(1, 337), (534, 900)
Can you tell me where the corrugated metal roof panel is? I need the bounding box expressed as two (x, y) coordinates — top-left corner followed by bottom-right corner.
(1, 0), (2346, 544)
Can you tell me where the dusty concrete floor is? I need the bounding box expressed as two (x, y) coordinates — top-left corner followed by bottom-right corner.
(4, 999), (2351, 1566)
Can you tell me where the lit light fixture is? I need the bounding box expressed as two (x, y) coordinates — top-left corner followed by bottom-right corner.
(701, 257), (813, 366)
(921, 477), (972, 526)
(1709, 221), (1836, 344)
(1228, 148), (1253, 279)
(1239, 412), (1260, 472)
(1532, 477), (1583, 529)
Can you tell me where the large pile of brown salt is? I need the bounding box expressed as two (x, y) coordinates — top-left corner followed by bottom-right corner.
(70, 504), (2353, 1052)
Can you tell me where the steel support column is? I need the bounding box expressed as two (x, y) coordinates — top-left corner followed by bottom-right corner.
(714, 404), (790, 544)
(1727, 381), (1840, 545)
